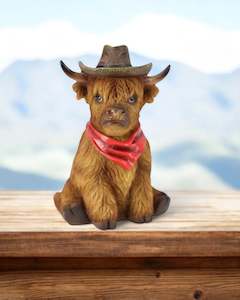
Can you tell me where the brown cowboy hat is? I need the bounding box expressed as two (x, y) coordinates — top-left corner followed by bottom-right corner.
(60, 45), (170, 83)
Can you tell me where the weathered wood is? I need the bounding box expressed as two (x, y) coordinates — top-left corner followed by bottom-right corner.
(0, 191), (240, 257)
(0, 231), (240, 257)
(0, 269), (240, 300)
(0, 191), (240, 299)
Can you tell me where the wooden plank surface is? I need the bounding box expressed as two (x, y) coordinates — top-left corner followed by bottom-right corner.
(0, 191), (239, 257)
(0, 231), (239, 257)
(0, 190), (239, 232)
(0, 269), (240, 300)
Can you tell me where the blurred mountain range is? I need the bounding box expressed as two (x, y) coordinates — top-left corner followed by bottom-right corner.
(0, 167), (63, 190)
(0, 53), (239, 190)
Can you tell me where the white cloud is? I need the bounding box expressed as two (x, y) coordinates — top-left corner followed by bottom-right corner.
(0, 148), (72, 180)
(0, 21), (99, 66)
(0, 14), (240, 73)
(152, 163), (230, 190)
(111, 14), (240, 73)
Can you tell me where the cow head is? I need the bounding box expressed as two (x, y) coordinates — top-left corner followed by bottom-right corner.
(61, 61), (170, 139)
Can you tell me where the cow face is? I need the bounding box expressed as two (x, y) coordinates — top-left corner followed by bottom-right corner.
(60, 61), (170, 138)
(73, 77), (159, 138)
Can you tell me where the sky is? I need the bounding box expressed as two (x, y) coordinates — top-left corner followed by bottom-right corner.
(0, 0), (240, 73)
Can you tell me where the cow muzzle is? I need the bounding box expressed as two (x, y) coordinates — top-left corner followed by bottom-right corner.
(101, 105), (129, 127)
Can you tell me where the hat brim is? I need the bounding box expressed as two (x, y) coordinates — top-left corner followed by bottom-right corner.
(79, 61), (152, 77)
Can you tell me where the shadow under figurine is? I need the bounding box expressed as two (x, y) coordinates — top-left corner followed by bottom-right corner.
(54, 45), (171, 230)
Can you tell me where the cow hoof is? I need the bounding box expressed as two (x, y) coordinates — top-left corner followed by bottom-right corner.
(62, 202), (90, 225)
(153, 190), (170, 216)
(128, 214), (153, 223)
(93, 219), (117, 230)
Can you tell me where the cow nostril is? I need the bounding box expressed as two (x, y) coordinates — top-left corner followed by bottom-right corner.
(115, 108), (125, 115)
(116, 108), (125, 115)
(106, 109), (113, 115)
(106, 107), (126, 116)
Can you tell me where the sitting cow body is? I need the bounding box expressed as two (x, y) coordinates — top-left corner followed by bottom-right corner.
(54, 45), (170, 230)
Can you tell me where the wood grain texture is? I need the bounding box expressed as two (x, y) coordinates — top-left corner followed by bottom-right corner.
(0, 269), (240, 300)
(0, 191), (239, 257)
(0, 191), (240, 299)
(0, 191), (240, 231)
(1, 257), (240, 271)
(0, 231), (240, 257)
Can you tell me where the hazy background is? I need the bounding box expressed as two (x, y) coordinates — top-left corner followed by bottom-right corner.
(0, 0), (239, 190)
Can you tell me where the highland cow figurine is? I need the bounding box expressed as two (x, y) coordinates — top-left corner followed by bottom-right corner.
(54, 45), (171, 230)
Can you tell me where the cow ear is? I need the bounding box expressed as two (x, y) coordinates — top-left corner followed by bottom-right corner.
(143, 84), (159, 103)
(143, 65), (170, 103)
(72, 82), (88, 100)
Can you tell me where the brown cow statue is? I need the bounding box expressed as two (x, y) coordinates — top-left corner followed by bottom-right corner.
(54, 45), (171, 230)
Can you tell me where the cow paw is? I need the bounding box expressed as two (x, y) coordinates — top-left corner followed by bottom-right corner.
(153, 189), (170, 216)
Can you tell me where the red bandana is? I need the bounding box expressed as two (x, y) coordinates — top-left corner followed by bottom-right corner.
(85, 121), (146, 170)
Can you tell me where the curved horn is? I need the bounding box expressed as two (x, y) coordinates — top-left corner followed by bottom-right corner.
(60, 61), (87, 83)
(144, 65), (170, 85)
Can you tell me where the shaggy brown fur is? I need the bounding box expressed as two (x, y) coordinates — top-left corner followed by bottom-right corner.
(54, 76), (170, 230)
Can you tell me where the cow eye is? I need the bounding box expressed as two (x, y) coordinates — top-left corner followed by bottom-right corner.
(128, 95), (137, 104)
(94, 94), (103, 103)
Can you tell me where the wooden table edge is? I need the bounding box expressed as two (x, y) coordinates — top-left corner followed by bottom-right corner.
(0, 230), (239, 257)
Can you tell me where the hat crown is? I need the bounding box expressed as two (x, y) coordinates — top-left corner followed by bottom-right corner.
(97, 45), (132, 68)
